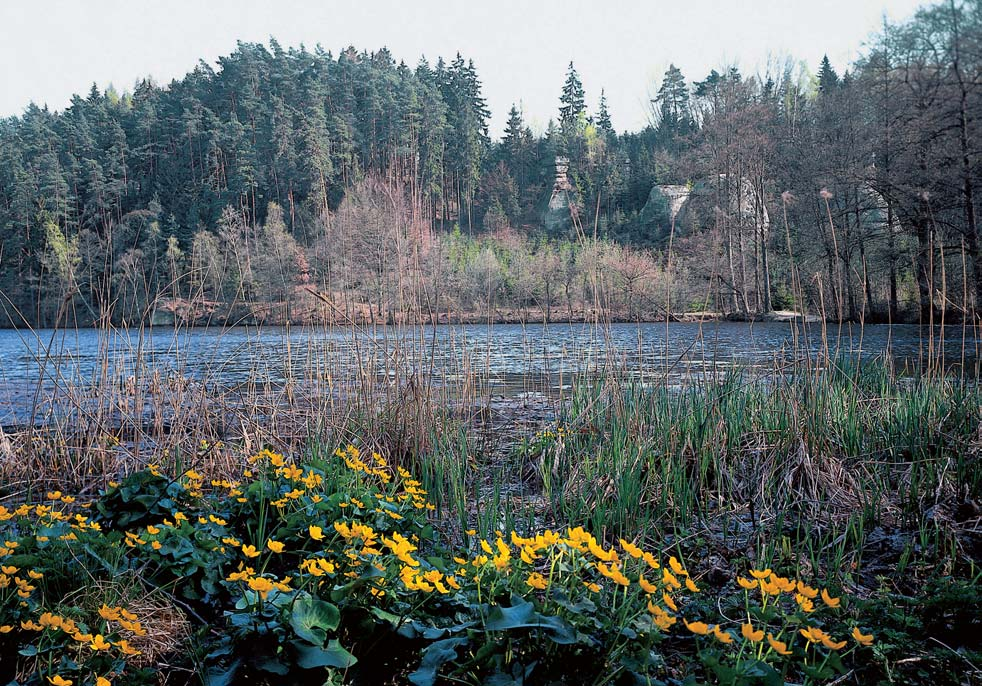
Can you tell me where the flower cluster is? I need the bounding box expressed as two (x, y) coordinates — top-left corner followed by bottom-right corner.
(0, 444), (876, 685)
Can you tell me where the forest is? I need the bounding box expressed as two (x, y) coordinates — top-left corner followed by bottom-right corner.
(0, 0), (979, 326)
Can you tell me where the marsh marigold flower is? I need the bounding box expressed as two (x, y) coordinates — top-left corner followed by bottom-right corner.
(851, 627), (874, 646)
(766, 633), (793, 656)
(820, 588), (840, 608)
(741, 622), (764, 642)
(684, 619), (711, 635)
(737, 576), (757, 590)
(796, 580), (819, 599)
(713, 625), (734, 644)
(619, 538), (643, 559)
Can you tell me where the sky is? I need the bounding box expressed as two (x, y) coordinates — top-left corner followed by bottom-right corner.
(0, 0), (929, 137)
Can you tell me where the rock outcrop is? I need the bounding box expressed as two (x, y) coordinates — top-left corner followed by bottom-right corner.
(543, 156), (579, 235)
(639, 176), (769, 239)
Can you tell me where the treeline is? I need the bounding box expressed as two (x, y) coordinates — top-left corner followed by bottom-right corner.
(0, 1), (979, 326)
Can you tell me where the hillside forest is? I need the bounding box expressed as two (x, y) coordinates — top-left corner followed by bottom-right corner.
(0, 0), (980, 326)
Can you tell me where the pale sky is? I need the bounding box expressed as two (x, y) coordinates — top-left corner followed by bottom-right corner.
(1, 0), (928, 136)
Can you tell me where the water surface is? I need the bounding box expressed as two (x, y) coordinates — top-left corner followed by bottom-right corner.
(0, 322), (977, 426)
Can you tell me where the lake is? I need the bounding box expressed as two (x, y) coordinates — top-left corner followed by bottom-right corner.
(0, 321), (978, 427)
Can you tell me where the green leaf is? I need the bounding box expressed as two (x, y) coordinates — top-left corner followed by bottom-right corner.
(290, 593), (340, 646)
(408, 637), (469, 686)
(295, 639), (357, 669)
(203, 659), (242, 686)
(483, 597), (577, 644)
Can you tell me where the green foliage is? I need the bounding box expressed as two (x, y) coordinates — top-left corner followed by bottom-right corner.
(0, 441), (895, 685)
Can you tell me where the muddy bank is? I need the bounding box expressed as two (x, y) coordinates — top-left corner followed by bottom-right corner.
(156, 295), (830, 327)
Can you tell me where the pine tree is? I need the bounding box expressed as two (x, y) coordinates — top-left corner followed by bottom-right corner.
(654, 64), (692, 142)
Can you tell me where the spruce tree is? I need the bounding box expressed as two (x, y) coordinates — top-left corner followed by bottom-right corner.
(596, 89), (613, 137)
(818, 55), (839, 93)
(559, 62), (586, 130)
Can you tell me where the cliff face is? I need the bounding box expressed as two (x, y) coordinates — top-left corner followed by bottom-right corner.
(543, 157), (579, 235)
(640, 177), (769, 239)
(653, 185), (692, 225)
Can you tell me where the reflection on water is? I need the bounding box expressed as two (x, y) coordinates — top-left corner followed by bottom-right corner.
(0, 321), (978, 426)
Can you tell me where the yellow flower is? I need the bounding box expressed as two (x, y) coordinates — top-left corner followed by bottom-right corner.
(248, 577), (275, 597)
(642, 551), (660, 569)
(749, 568), (772, 579)
(619, 539), (643, 559)
(638, 574), (658, 594)
(772, 575), (796, 593)
(820, 588), (840, 608)
(98, 604), (121, 621)
(0, 625), (12, 634)
(649, 602), (677, 631)
(115, 639), (142, 656)
(47, 677), (72, 686)
(597, 562), (629, 586)
(766, 633), (793, 656)
(662, 568), (681, 591)
(241, 545), (260, 558)
(309, 525), (325, 541)
(684, 619), (711, 635)
(685, 577), (700, 593)
(90, 634), (112, 651)
(662, 593), (678, 612)
(712, 625), (734, 644)
(795, 593), (815, 613)
(741, 622), (764, 643)
(267, 539), (285, 553)
(588, 538), (617, 563)
(821, 635), (847, 650)
(583, 582), (601, 593)
(760, 579), (781, 596)
(526, 572), (548, 590)
(96, 677), (112, 686)
(799, 626), (826, 644)
(668, 556), (688, 576)
(796, 580), (819, 599)
(851, 627), (874, 646)
(737, 576), (757, 590)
